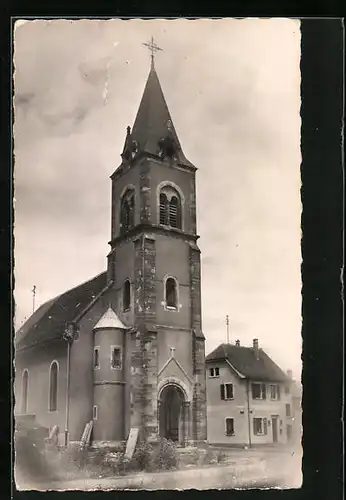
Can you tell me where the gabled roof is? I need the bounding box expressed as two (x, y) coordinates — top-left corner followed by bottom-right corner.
(93, 306), (128, 330)
(16, 272), (109, 351)
(131, 63), (193, 168)
(206, 343), (289, 383)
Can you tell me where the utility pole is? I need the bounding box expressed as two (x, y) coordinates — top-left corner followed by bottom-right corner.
(226, 314), (230, 344)
(32, 285), (36, 314)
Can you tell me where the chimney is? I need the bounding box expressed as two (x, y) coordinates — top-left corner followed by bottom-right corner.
(253, 338), (259, 359)
(235, 340), (240, 347)
(287, 369), (293, 379)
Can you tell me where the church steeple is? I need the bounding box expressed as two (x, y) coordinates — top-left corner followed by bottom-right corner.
(122, 46), (193, 168)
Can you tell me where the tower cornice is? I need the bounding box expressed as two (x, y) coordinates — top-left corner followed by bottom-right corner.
(108, 223), (200, 248)
(110, 153), (197, 181)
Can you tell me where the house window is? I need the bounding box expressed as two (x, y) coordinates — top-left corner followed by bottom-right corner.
(165, 277), (178, 309)
(94, 347), (100, 369)
(49, 361), (58, 412)
(270, 384), (281, 400)
(220, 383), (234, 400)
(225, 418), (235, 436)
(209, 367), (220, 378)
(286, 404), (291, 417)
(251, 383), (266, 400)
(284, 384), (290, 395)
(120, 188), (135, 235)
(158, 186), (182, 229)
(253, 417), (268, 435)
(111, 346), (122, 370)
(92, 405), (98, 420)
(21, 369), (29, 414)
(123, 279), (131, 312)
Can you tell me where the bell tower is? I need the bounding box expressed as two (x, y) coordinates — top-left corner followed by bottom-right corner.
(107, 41), (207, 445)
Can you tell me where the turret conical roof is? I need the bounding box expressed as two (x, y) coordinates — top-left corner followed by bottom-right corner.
(93, 307), (128, 330)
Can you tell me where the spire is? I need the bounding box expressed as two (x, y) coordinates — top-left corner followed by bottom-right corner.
(128, 44), (193, 168)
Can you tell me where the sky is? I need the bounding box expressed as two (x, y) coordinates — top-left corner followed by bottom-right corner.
(13, 18), (302, 379)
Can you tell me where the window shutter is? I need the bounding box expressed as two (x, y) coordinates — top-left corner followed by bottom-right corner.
(251, 383), (256, 399)
(263, 418), (268, 435)
(253, 418), (256, 435)
(220, 384), (225, 400)
(262, 383), (267, 399)
(277, 385), (281, 400)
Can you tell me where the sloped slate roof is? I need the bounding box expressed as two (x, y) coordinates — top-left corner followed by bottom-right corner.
(206, 343), (289, 382)
(131, 63), (194, 168)
(16, 272), (109, 351)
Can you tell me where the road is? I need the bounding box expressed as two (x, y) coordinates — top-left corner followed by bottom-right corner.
(22, 447), (302, 491)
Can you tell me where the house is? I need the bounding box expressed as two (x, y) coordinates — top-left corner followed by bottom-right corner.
(14, 50), (207, 448)
(206, 339), (293, 447)
(285, 370), (302, 445)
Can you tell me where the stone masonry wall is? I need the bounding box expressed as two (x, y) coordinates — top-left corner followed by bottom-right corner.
(132, 235), (158, 441)
(190, 244), (207, 442)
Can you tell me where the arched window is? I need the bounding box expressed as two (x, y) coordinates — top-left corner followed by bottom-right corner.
(49, 361), (58, 412)
(21, 369), (29, 414)
(159, 186), (182, 229)
(123, 279), (131, 312)
(120, 188), (135, 235)
(165, 277), (178, 309)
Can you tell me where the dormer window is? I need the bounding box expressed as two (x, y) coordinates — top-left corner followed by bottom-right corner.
(159, 186), (181, 229)
(158, 134), (177, 160)
(120, 188), (135, 235)
(165, 277), (178, 310)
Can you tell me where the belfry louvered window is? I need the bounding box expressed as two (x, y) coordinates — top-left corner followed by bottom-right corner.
(120, 188), (135, 235)
(158, 186), (182, 229)
(159, 193), (168, 225)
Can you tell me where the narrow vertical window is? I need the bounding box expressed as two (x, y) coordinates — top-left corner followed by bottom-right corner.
(92, 405), (98, 420)
(94, 348), (100, 369)
(165, 277), (177, 309)
(120, 188), (135, 235)
(21, 369), (29, 414)
(169, 196), (179, 228)
(123, 279), (131, 311)
(49, 362), (58, 412)
(111, 346), (122, 370)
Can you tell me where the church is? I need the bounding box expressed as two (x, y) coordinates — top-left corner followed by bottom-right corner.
(15, 44), (207, 448)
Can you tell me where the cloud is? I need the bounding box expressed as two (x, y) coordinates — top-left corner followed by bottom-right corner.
(13, 19), (302, 378)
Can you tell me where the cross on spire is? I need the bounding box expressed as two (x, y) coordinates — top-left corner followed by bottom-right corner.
(142, 36), (162, 67)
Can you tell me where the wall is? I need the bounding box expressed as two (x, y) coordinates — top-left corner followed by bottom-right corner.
(15, 341), (68, 444)
(155, 234), (191, 329)
(68, 289), (118, 442)
(206, 362), (249, 446)
(93, 326), (125, 442)
(206, 361), (290, 446)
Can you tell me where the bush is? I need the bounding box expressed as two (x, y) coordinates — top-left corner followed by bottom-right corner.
(131, 441), (153, 471)
(152, 438), (178, 471)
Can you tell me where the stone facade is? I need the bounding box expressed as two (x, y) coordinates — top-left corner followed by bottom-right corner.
(15, 61), (207, 448)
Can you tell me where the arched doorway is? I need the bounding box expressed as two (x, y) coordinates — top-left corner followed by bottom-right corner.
(158, 384), (189, 444)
